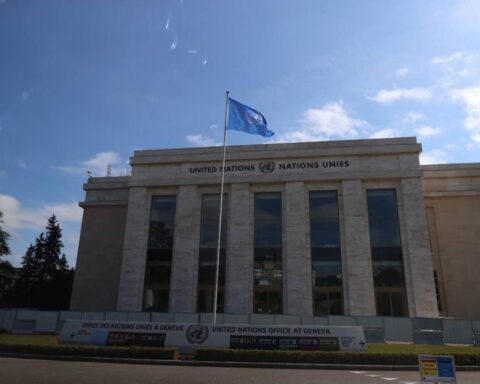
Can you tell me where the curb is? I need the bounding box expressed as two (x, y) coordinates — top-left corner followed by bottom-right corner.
(1, 353), (480, 371)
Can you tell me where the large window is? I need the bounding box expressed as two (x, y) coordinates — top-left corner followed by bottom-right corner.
(309, 191), (343, 315)
(143, 196), (176, 312)
(254, 192), (283, 314)
(367, 189), (408, 317)
(197, 194), (227, 313)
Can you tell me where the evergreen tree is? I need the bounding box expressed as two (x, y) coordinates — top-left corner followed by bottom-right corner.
(0, 210), (11, 257)
(20, 243), (38, 282)
(5, 215), (74, 309)
(42, 215), (64, 279)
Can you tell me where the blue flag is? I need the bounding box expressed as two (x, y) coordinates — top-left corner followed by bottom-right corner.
(227, 98), (274, 137)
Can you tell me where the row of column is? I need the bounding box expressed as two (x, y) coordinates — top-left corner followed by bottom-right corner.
(117, 179), (438, 317)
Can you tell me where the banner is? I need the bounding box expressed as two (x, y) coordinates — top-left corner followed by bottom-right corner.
(60, 321), (367, 354)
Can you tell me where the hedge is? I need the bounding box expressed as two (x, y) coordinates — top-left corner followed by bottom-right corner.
(195, 348), (480, 366)
(0, 343), (178, 360)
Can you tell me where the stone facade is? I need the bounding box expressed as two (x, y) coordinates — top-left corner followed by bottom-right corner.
(70, 137), (477, 319)
(423, 164), (480, 320)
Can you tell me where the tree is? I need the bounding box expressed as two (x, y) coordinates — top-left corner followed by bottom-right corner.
(0, 210), (11, 257)
(42, 215), (64, 280)
(0, 210), (15, 305)
(4, 214), (75, 310)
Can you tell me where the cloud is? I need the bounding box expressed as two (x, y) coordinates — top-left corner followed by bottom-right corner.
(402, 112), (424, 125)
(0, 194), (82, 232)
(472, 133), (480, 144)
(450, 86), (480, 131)
(185, 134), (220, 147)
(414, 125), (442, 138)
(431, 51), (474, 65)
(395, 67), (408, 78)
(420, 149), (447, 165)
(432, 52), (477, 85)
(369, 88), (432, 103)
(369, 128), (396, 139)
(21, 88), (33, 101)
(273, 101), (367, 143)
(0, 170), (6, 178)
(18, 161), (27, 169)
(57, 151), (122, 177)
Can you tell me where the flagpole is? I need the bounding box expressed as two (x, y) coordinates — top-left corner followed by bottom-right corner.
(213, 90), (229, 326)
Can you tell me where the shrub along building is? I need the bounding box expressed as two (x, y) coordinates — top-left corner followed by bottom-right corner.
(70, 138), (480, 320)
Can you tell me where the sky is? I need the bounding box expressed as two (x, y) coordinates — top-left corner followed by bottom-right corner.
(1, 0), (480, 267)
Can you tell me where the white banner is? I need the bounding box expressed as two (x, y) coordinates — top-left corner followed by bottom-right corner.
(60, 320), (367, 354)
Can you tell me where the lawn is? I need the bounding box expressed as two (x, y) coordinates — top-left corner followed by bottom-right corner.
(0, 334), (479, 355)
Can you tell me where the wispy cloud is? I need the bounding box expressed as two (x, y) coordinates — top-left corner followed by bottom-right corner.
(420, 149), (447, 165)
(402, 112), (424, 125)
(185, 134), (220, 147)
(57, 151), (122, 177)
(273, 101), (366, 143)
(432, 51), (477, 86)
(431, 51), (474, 65)
(414, 125), (442, 138)
(0, 194), (82, 231)
(369, 87), (432, 104)
(450, 86), (480, 131)
(395, 67), (408, 78)
(369, 128), (396, 139)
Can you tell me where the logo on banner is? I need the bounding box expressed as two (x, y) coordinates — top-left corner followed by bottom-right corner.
(186, 324), (209, 344)
(259, 160), (275, 173)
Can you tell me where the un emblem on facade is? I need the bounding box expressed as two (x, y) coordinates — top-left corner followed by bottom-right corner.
(259, 160), (275, 173)
(186, 324), (209, 344)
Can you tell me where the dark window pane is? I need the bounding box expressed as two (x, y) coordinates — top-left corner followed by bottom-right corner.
(375, 290), (408, 317)
(254, 221), (282, 247)
(367, 189), (402, 247)
(367, 189), (408, 316)
(254, 192), (283, 314)
(144, 289), (169, 312)
(314, 292), (328, 316)
(309, 191), (343, 315)
(391, 291), (408, 317)
(375, 291), (391, 316)
(144, 196), (176, 312)
(197, 195), (227, 313)
(329, 291), (343, 315)
(254, 290), (282, 314)
(199, 194), (227, 248)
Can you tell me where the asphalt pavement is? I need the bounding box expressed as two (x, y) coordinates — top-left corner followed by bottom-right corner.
(1, 357), (480, 384)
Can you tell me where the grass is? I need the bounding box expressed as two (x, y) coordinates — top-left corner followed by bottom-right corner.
(367, 343), (480, 355)
(0, 335), (479, 365)
(0, 334), (59, 346)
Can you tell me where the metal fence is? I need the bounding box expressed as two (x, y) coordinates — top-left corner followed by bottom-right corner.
(0, 309), (479, 346)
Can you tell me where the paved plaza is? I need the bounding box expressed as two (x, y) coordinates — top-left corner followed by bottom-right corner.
(1, 358), (479, 384)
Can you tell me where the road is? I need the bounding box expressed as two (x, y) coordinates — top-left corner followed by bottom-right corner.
(1, 357), (479, 384)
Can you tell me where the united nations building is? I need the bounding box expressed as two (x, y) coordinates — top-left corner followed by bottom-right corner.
(70, 137), (480, 320)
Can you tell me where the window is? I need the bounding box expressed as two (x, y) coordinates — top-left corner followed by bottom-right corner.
(367, 189), (408, 317)
(254, 192), (282, 314)
(309, 191), (343, 315)
(143, 196), (176, 312)
(197, 194), (227, 313)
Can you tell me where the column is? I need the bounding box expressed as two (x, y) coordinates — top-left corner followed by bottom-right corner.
(226, 183), (253, 314)
(341, 180), (376, 315)
(400, 178), (439, 317)
(169, 185), (201, 313)
(284, 182), (312, 316)
(117, 187), (149, 311)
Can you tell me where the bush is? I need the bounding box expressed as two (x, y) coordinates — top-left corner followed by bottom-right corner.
(0, 343), (178, 360)
(195, 348), (480, 366)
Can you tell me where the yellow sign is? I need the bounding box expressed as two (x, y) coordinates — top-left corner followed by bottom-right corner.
(420, 359), (438, 376)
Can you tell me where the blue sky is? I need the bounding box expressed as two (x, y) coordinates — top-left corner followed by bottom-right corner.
(1, 0), (480, 267)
